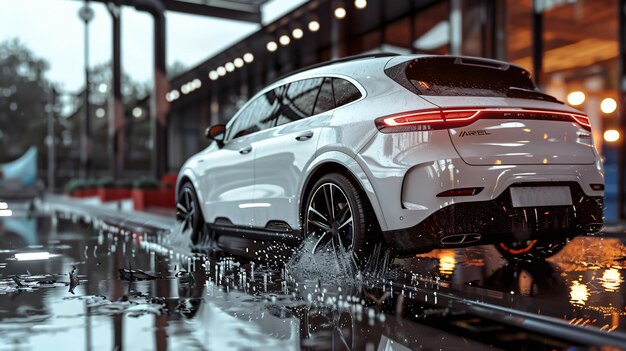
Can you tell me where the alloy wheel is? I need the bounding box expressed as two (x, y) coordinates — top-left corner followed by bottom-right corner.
(177, 186), (196, 233)
(306, 182), (355, 254)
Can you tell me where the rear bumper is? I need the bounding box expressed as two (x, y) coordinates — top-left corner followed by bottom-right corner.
(383, 182), (604, 257)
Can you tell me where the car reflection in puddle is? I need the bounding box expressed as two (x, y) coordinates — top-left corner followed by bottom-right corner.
(0, 205), (625, 350)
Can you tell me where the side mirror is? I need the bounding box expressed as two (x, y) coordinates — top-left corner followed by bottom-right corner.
(205, 124), (226, 147)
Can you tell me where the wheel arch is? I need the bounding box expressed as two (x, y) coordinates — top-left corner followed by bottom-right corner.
(176, 169), (208, 221)
(299, 152), (388, 231)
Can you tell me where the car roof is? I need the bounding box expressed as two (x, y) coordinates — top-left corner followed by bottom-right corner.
(262, 54), (528, 94)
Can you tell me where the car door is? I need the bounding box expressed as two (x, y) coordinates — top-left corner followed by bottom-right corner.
(252, 77), (334, 230)
(200, 94), (276, 227)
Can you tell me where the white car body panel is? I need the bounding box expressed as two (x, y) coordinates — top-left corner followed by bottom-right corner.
(251, 114), (326, 229)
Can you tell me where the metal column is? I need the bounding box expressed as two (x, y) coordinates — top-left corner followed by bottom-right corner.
(109, 3), (125, 179)
(531, 0), (543, 87)
(133, 0), (169, 178)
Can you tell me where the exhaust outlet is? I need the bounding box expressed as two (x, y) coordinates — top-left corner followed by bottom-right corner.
(440, 233), (481, 245)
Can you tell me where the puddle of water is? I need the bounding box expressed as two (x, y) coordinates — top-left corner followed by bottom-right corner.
(2, 204), (626, 349)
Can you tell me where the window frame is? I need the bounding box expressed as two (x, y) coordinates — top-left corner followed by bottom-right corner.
(223, 73), (366, 144)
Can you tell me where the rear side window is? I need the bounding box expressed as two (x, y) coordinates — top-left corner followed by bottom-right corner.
(333, 78), (361, 106)
(313, 78), (335, 115)
(387, 57), (538, 98)
(275, 78), (323, 126)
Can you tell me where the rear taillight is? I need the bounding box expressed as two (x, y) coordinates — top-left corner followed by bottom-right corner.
(375, 108), (591, 132)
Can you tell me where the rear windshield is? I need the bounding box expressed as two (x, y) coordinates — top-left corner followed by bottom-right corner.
(387, 57), (537, 97)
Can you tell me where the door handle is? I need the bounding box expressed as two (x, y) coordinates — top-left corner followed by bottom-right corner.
(295, 131), (314, 141)
(239, 145), (252, 155)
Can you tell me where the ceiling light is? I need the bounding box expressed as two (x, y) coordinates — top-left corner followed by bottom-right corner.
(192, 79), (201, 89)
(604, 129), (620, 142)
(243, 52), (254, 63)
(567, 91), (585, 106)
(601, 97), (617, 114)
(279, 34), (291, 46)
(267, 41), (278, 52)
(292, 28), (304, 39)
(234, 58), (244, 68)
(217, 66), (227, 76)
(354, 0), (367, 9)
(225, 62), (235, 72)
(209, 70), (219, 80)
(334, 7), (347, 19)
(308, 20), (320, 32)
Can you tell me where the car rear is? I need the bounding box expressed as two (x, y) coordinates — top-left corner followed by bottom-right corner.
(361, 55), (604, 256)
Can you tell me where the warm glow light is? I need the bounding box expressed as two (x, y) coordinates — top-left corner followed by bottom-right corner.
(567, 91), (585, 106)
(601, 97), (617, 114)
(234, 58), (244, 68)
(334, 7), (347, 19)
(209, 70), (219, 80)
(279, 35), (291, 46)
(292, 28), (304, 39)
(354, 0), (367, 9)
(225, 62), (235, 72)
(604, 129), (620, 143)
(308, 20), (320, 32)
(570, 281), (589, 306)
(600, 268), (623, 292)
(15, 252), (50, 261)
(217, 66), (226, 76)
(438, 250), (456, 276)
(243, 53), (254, 63)
(266, 41), (278, 52)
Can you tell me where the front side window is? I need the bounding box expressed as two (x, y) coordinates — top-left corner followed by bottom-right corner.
(226, 89), (281, 141)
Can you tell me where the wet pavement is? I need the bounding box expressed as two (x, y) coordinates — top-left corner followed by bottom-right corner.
(0, 199), (625, 350)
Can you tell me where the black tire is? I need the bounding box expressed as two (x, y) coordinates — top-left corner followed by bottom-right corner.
(495, 239), (568, 261)
(303, 172), (382, 268)
(176, 182), (204, 244)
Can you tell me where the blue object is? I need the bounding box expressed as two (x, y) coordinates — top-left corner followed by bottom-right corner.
(0, 146), (37, 186)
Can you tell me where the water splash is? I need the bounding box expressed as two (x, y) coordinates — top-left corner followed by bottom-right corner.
(286, 235), (357, 285)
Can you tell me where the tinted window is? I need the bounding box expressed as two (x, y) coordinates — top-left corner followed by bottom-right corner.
(313, 77), (335, 115)
(400, 57), (537, 97)
(333, 78), (361, 107)
(275, 78), (323, 126)
(227, 89), (281, 141)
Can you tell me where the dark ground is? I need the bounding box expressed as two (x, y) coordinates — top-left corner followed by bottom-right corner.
(0, 199), (625, 350)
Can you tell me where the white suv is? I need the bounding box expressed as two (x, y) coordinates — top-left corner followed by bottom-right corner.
(176, 54), (604, 264)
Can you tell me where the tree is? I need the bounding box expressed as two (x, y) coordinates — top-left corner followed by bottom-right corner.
(0, 38), (58, 162)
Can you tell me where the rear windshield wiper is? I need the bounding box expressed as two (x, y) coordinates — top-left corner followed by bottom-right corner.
(507, 87), (562, 104)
